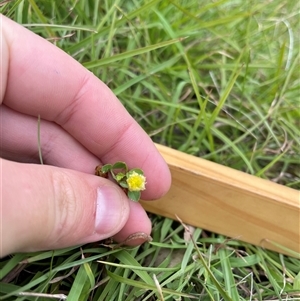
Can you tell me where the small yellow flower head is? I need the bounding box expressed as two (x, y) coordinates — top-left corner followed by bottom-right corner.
(126, 171), (146, 192)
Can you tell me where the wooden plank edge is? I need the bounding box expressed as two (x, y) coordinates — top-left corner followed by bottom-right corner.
(141, 144), (300, 257)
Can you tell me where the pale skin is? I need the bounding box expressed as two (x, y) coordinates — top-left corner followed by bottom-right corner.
(0, 15), (171, 257)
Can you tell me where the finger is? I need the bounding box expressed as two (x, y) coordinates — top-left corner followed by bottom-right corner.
(112, 201), (152, 246)
(0, 158), (151, 257)
(0, 105), (100, 173)
(1, 15), (171, 200)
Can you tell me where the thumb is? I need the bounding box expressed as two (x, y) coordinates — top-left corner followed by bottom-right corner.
(0, 158), (130, 257)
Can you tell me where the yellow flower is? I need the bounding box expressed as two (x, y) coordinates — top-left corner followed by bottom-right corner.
(126, 171), (146, 191)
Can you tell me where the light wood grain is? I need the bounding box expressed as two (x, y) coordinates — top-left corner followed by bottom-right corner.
(141, 144), (300, 256)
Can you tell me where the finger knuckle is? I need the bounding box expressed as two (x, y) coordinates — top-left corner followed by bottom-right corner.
(50, 170), (81, 244)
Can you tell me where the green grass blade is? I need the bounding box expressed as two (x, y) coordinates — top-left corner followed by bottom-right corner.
(106, 270), (199, 299)
(83, 37), (185, 69)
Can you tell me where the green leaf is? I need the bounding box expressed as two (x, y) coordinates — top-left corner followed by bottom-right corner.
(294, 271), (300, 290)
(106, 270), (197, 299)
(83, 262), (95, 292)
(112, 161), (128, 171)
(83, 37), (184, 69)
(0, 254), (28, 280)
(66, 264), (89, 301)
(219, 248), (240, 300)
(115, 172), (126, 182)
(128, 168), (144, 175)
(101, 164), (112, 173)
(119, 181), (128, 188)
(127, 191), (141, 202)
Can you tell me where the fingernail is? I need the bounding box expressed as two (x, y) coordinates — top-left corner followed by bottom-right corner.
(95, 186), (127, 235)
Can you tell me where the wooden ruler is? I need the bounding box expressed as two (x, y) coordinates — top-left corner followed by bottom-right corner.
(141, 144), (300, 257)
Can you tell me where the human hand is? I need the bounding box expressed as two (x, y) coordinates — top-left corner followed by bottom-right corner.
(0, 15), (171, 257)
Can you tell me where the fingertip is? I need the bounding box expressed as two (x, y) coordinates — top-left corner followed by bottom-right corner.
(112, 201), (152, 246)
(142, 149), (172, 200)
(93, 185), (130, 237)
